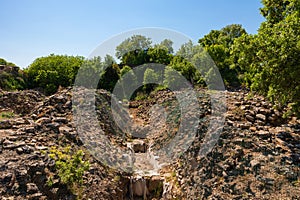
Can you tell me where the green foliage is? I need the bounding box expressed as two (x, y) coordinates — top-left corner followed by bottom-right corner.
(143, 68), (159, 92)
(26, 54), (84, 94)
(116, 35), (175, 67)
(231, 0), (300, 116)
(48, 146), (90, 194)
(120, 65), (132, 77)
(154, 39), (174, 54)
(98, 55), (120, 91)
(199, 24), (247, 87)
(153, 85), (168, 92)
(120, 65), (137, 89)
(0, 73), (26, 91)
(115, 36), (177, 98)
(163, 66), (184, 89)
(118, 65), (138, 100)
(260, 0), (299, 24)
(77, 56), (104, 88)
(0, 60), (26, 91)
(147, 47), (172, 65)
(169, 55), (196, 85)
(175, 41), (208, 86)
(121, 49), (149, 67)
(116, 35), (152, 67)
(176, 40), (200, 61)
(134, 91), (148, 101)
(116, 35), (152, 59)
(0, 58), (16, 66)
(0, 111), (15, 120)
(0, 58), (7, 65)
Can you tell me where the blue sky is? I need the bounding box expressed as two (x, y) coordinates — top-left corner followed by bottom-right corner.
(0, 0), (264, 68)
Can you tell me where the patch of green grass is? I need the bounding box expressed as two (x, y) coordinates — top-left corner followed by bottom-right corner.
(134, 92), (148, 101)
(153, 85), (167, 93)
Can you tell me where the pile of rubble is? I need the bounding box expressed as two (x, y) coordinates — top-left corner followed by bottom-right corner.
(0, 90), (44, 115)
(0, 87), (299, 199)
(0, 88), (126, 200)
(171, 90), (300, 199)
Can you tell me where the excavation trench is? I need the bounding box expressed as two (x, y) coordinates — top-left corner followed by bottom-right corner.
(124, 139), (165, 199)
(93, 91), (179, 199)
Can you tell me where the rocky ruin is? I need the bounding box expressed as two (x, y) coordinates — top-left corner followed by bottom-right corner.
(0, 87), (299, 199)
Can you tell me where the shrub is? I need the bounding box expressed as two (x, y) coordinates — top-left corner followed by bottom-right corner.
(26, 54), (84, 95)
(48, 146), (90, 196)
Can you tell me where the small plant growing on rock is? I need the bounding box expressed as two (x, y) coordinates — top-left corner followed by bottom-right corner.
(48, 146), (90, 198)
(0, 111), (14, 120)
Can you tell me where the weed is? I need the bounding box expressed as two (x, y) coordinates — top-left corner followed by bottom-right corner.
(246, 92), (254, 100)
(0, 111), (14, 120)
(48, 146), (90, 198)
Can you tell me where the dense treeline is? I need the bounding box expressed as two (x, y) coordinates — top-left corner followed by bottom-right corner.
(231, 0), (300, 116)
(0, 0), (299, 116)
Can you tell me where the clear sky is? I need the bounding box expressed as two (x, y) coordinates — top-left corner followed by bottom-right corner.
(0, 0), (265, 68)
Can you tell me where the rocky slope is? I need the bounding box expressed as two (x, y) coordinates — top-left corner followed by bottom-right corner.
(0, 88), (126, 200)
(172, 90), (300, 199)
(0, 88), (299, 199)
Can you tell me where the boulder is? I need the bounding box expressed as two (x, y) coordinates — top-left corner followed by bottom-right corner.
(0, 120), (12, 129)
(256, 114), (266, 122)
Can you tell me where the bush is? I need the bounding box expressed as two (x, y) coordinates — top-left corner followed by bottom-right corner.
(26, 54), (84, 95)
(48, 146), (90, 196)
(0, 69), (26, 91)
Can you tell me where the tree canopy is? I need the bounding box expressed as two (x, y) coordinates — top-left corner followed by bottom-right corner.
(0, 58), (25, 90)
(199, 24), (247, 86)
(26, 54), (85, 94)
(232, 0), (300, 115)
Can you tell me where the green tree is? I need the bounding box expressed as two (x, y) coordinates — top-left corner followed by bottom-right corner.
(119, 65), (138, 100)
(116, 35), (152, 67)
(121, 49), (149, 67)
(232, 0), (300, 115)
(176, 40), (197, 61)
(163, 66), (185, 90)
(147, 47), (172, 65)
(0, 58), (7, 65)
(116, 35), (152, 59)
(154, 39), (174, 54)
(199, 24), (247, 86)
(169, 55), (196, 85)
(0, 58), (16, 66)
(0, 71), (26, 91)
(0, 58), (26, 90)
(143, 68), (159, 92)
(78, 56), (103, 88)
(98, 55), (120, 91)
(260, 0), (299, 24)
(26, 54), (84, 94)
(176, 41), (209, 86)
